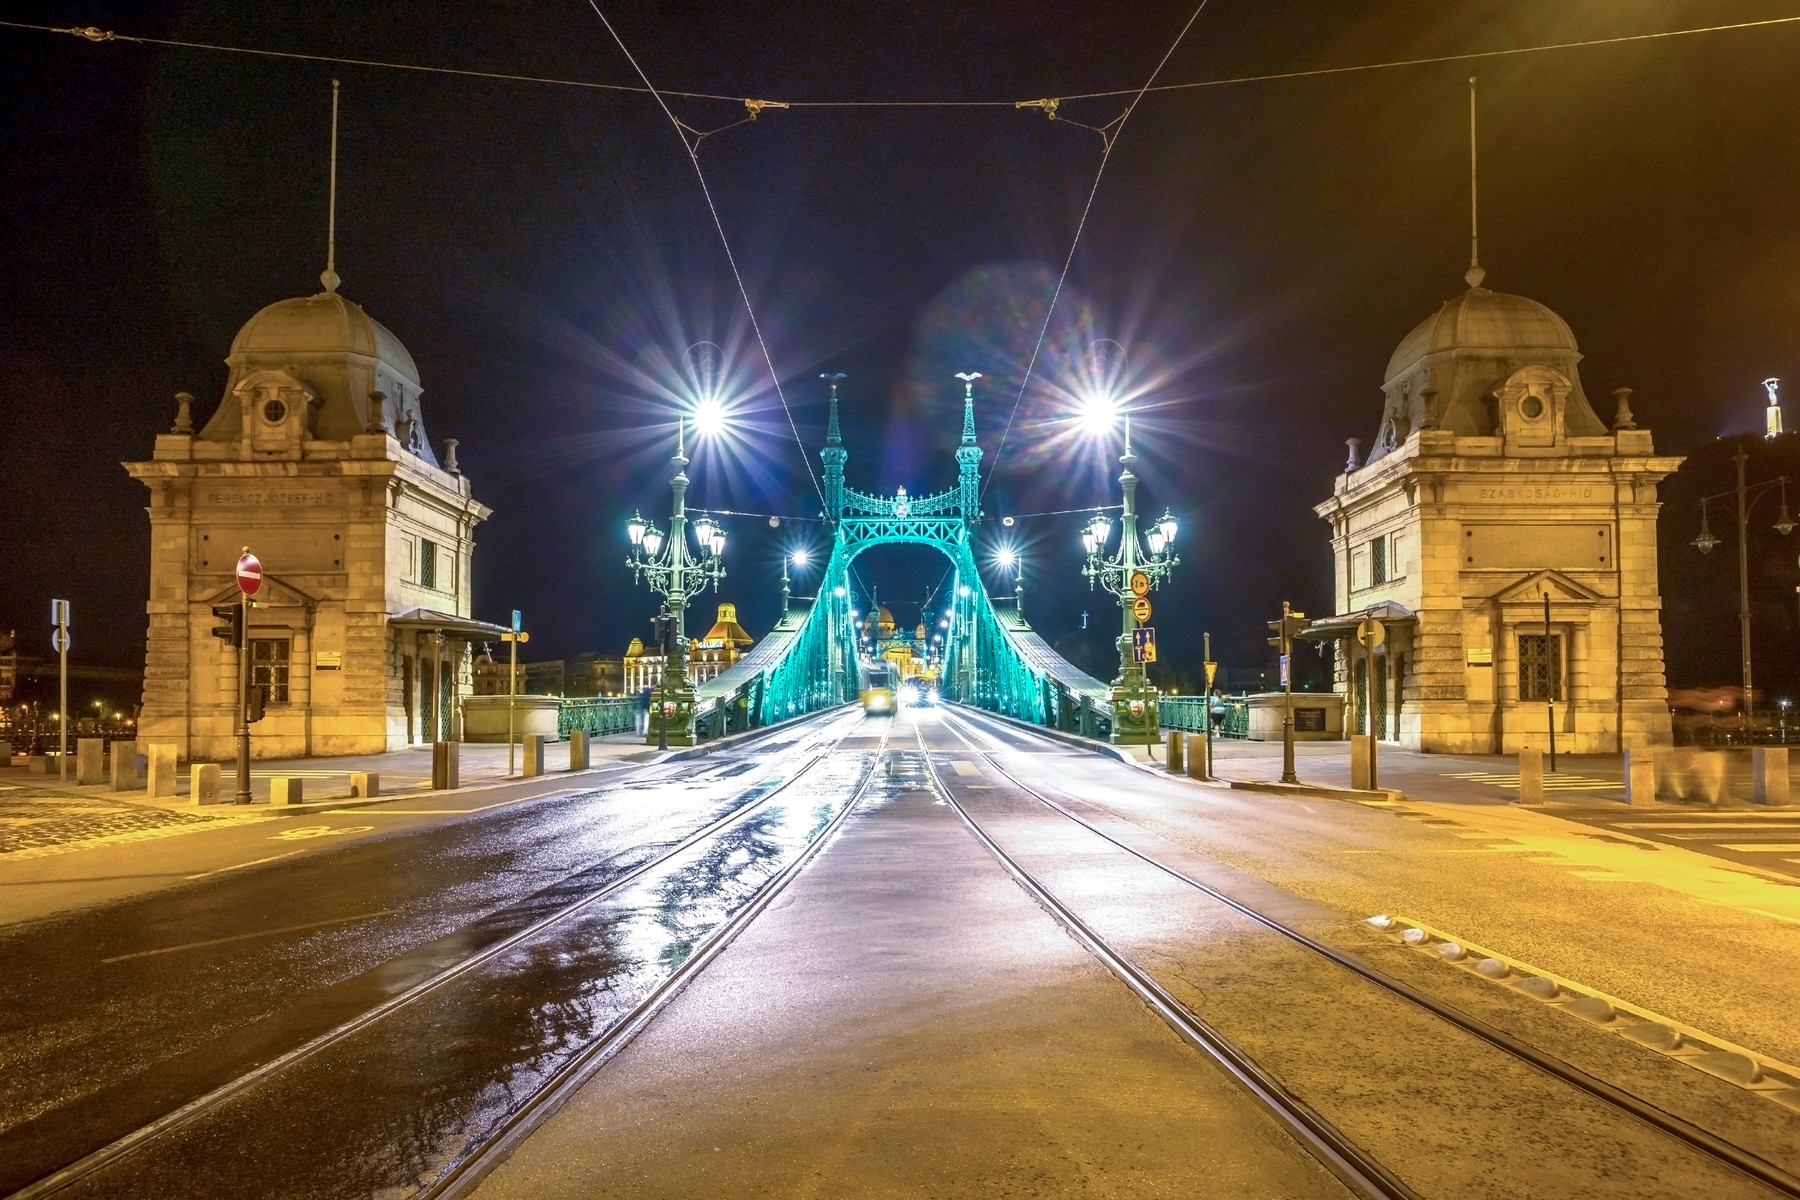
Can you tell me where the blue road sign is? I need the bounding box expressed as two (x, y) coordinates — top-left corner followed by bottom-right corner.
(511, 609), (522, 633)
(1131, 627), (1157, 663)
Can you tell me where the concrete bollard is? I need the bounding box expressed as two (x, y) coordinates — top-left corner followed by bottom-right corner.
(1166, 730), (1184, 774)
(269, 777), (304, 806)
(431, 741), (459, 790)
(1754, 747), (1791, 807)
(349, 771), (380, 799)
(1350, 735), (1373, 791)
(1518, 747), (1544, 805)
(145, 744), (178, 798)
(1186, 732), (1208, 780)
(76, 738), (106, 785)
(522, 734), (544, 779)
(1654, 747), (1682, 801)
(0, 739), (11, 765)
(110, 740), (141, 791)
(27, 755), (51, 775)
(191, 762), (222, 805)
(568, 729), (590, 771)
(1623, 747), (1657, 806)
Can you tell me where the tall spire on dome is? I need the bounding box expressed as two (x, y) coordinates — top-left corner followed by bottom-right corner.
(819, 373), (847, 521)
(1465, 76), (1486, 290)
(321, 79), (342, 294)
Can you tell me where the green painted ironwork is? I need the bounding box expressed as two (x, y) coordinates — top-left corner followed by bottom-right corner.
(1159, 694), (1250, 738)
(691, 376), (1113, 739)
(559, 696), (636, 738)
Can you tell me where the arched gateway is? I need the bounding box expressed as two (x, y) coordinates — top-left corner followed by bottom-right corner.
(693, 376), (1111, 737)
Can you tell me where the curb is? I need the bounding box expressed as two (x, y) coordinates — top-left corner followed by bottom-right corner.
(1226, 779), (1406, 803)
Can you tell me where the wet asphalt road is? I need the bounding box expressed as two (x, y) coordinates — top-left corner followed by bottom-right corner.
(0, 709), (864, 1197)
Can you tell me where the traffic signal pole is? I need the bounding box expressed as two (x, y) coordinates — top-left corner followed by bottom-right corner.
(1280, 601), (1298, 784)
(235, 591), (251, 804)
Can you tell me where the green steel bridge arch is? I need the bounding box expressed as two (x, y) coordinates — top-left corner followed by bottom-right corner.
(693, 377), (1112, 739)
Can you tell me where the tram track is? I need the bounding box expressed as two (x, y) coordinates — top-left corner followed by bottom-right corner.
(924, 706), (1800, 1199)
(9, 707), (877, 1200)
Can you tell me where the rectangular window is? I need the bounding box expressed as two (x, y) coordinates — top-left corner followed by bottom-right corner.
(250, 638), (291, 704)
(1370, 536), (1389, 585)
(419, 538), (437, 589)
(1518, 634), (1562, 702)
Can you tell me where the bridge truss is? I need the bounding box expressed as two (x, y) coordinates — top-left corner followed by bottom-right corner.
(692, 378), (1113, 739)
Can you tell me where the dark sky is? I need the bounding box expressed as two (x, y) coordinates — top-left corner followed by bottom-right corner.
(3, 1), (1799, 703)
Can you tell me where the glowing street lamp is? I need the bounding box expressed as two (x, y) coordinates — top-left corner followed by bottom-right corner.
(624, 345), (734, 748)
(1691, 444), (1793, 738)
(1077, 342), (1181, 746)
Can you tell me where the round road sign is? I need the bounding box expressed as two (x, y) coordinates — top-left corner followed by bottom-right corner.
(236, 550), (263, 597)
(51, 629), (70, 653)
(1356, 618), (1386, 649)
(1129, 570), (1150, 597)
(1131, 596), (1152, 623)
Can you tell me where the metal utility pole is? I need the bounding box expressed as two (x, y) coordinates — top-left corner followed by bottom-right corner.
(1201, 631), (1216, 780)
(51, 600), (70, 781)
(234, 550), (262, 804)
(1734, 446), (1754, 740)
(508, 609), (521, 776)
(1266, 602), (1306, 785)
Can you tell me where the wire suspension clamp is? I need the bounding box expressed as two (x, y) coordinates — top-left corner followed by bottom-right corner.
(58, 25), (118, 41)
(1015, 97), (1061, 119)
(743, 98), (789, 120)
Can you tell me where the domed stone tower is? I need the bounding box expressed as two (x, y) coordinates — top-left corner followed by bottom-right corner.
(125, 271), (498, 760)
(1313, 271), (1683, 754)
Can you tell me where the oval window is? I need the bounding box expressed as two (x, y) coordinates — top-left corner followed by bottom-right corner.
(1519, 394), (1545, 420)
(262, 398), (288, 424)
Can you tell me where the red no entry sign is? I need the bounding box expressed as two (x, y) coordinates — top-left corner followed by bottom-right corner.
(236, 551), (263, 597)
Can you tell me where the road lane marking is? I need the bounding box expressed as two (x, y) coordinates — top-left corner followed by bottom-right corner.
(186, 849), (305, 879)
(1719, 844), (1800, 853)
(101, 908), (402, 963)
(952, 761), (980, 777)
(1615, 821), (1800, 830)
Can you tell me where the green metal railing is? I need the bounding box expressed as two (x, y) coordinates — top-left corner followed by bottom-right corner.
(559, 697), (636, 738)
(1159, 695), (1250, 738)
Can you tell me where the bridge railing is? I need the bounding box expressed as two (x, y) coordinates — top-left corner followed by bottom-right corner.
(1158, 695), (1250, 739)
(559, 696), (636, 738)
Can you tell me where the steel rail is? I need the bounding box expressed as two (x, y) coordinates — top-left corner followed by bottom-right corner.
(912, 719), (1419, 1200)
(428, 722), (888, 1198)
(11, 706), (870, 1200)
(938, 706), (1800, 1199)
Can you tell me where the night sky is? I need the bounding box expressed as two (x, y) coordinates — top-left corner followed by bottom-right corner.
(3, 1), (1798, 706)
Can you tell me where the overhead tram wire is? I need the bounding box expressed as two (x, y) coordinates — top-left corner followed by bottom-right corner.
(979, 0), (1213, 508)
(578, 2), (827, 513)
(14, 15), (1800, 113)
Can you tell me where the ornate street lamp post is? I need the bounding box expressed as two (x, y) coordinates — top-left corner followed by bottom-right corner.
(625, 347), (730, 748)
(1692, 443), (1792, 741)
(1081, 419), (1179, 746)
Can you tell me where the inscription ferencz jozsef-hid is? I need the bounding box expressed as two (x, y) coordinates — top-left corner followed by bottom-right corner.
(1476, 485), (1596, 501)
(207, 491), (341, 506)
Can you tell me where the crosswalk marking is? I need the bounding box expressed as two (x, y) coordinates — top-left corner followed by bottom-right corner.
(1443, 770), (1618, 791)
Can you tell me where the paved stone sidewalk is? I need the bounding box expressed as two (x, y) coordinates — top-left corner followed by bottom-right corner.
(0, 784), (239, 859)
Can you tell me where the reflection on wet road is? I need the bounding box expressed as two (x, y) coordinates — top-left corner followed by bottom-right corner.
(45, 750), (873, 1199)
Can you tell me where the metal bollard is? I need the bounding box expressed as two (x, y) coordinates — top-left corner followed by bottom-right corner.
(1349, 735), (1373, 791)
(568, 729), (590, 771)
(1186, 732), (1208, 780)
(1517, 747), (1544, 805)
(1166, 730), (1184, 774)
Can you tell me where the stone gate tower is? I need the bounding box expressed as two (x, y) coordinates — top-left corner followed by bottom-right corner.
(125, 269), (498, 759)
(1312, 265), (1683, 753)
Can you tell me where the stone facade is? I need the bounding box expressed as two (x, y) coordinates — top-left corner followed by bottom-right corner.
(1313, 278), (1682, 754)
(125, 284), (496, 759)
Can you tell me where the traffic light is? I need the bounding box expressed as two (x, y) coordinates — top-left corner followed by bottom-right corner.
(1266, 617), (1286, 653)
(1285, 612), (1310, 641)
(1266, 610), (1310, 651)
(211, 604), (243, 645)
(246, 684), (267, 724)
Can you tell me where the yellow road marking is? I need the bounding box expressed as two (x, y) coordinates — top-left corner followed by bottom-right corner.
(101, 908), (401, 963)
(1616, 820), (1800, 830)
(1719, 844), (1800, 853)
(270, 824), (374, 841)
(952, 761), (980, 777)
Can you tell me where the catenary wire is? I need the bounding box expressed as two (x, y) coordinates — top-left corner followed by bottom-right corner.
(12, 16), (1800, 109)
(578, 2), (828, 511)
(979, 0), (1212, 506)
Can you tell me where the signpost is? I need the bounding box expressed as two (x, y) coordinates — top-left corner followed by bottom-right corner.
(1130, 596), (1151, 624)
(1201, 631), (1217, 780)
(50, 600), (70, 781)
(506, 610), (523, 776)
(234, 550), (261, 804)
(1355, 617), (1386, 789)
(1266, 602), (1308, 784)
(1131, 627), (1157, 663)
